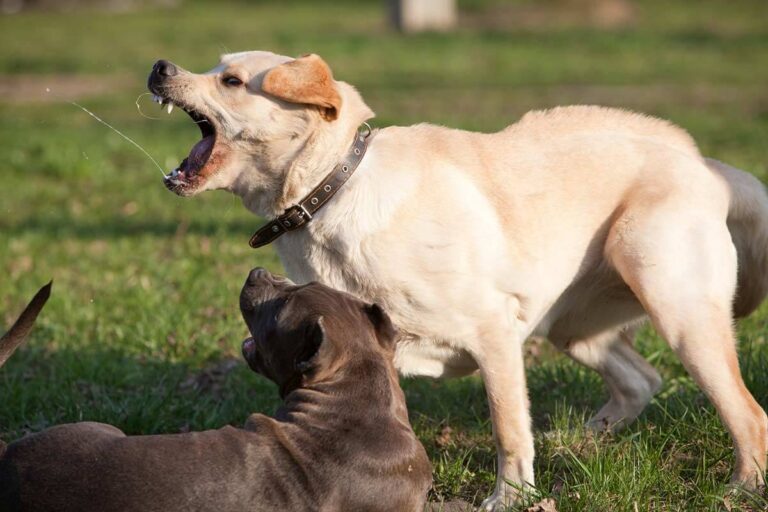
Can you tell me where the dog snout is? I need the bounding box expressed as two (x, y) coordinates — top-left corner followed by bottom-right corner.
(154, 59), (178, 77)
(246, 268), (294, 287)
(240, 268), (293, 317)
(248, 267), (270, 285)
(148, 59), (179, 91)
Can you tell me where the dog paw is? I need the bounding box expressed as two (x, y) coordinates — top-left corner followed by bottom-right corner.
(481, 470), (535, 510)
(728, 469), (766, 492)
(480, 487), (522, 511)
(479, 494), (509, 512)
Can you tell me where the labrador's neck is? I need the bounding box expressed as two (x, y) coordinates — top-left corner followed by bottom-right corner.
(275, 122), (361, 214)
(240, 81), (374, 219)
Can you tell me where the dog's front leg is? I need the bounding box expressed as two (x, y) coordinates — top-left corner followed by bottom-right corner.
(474, 328), (535, 511)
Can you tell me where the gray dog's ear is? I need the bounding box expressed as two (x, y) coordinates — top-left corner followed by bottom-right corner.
(364, 303), (398, 350)
(261, 54), (341, 121)
(295, 316), (326, 373)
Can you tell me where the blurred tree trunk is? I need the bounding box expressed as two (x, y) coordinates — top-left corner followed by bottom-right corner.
(389, 0), (457, 33)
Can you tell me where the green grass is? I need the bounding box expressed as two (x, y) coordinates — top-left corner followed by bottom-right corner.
(1, 1), (768, 509)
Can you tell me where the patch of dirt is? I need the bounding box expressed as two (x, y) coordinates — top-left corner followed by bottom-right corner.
(0, 74), (132, 104)
(179, 358), (240, 398)
(432, 424), (492, 451)
(426, 499), (475, 512)
(1, 0), (179, 15)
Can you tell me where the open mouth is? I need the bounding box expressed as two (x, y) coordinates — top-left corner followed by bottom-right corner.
(150, 94), (217, 194)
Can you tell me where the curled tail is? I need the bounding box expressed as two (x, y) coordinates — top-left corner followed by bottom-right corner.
(707, 158), (768, 318)
(0, 282), (52, 368)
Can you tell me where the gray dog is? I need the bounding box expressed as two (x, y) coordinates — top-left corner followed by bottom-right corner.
(0, 272), (432, 511)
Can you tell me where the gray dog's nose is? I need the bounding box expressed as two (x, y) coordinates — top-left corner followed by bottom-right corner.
(154, 59), (178, 77)
(248, 267), (269, 285)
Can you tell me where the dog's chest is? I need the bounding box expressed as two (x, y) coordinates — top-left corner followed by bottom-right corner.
(277, 229), (480, 335)
(276, 231), (375, 292)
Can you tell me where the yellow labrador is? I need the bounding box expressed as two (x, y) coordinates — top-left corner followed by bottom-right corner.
(148, 52), (768, 509)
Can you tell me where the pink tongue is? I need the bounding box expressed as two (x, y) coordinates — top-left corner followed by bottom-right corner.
(182, 135), (214, 173)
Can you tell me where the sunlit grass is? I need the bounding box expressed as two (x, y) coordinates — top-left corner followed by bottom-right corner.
(1, 1), (767, 508)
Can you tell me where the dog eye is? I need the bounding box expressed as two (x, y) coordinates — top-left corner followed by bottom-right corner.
(223, 76), (243, 87)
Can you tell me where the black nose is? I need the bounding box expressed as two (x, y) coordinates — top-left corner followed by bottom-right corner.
(247, 267), (270, 285)
(153, 59), (178, 77)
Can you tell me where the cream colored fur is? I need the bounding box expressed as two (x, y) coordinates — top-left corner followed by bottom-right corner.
(164, 51), (768, 509)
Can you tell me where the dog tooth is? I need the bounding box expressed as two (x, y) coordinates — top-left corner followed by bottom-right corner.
(166, 103), (174, 114)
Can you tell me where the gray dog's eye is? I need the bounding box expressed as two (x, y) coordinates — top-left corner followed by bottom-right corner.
(223, 76), (243, 87)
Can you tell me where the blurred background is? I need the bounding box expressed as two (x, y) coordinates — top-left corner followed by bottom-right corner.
(1, 1), (767, 509)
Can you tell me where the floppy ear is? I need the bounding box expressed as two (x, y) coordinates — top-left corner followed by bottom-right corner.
(262, 54), (342, 121)
(295, 316), (326, 373)
(364, 303), (398, 350)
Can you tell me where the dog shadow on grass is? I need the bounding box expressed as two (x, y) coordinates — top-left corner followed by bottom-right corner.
(0, 344), (279, 443)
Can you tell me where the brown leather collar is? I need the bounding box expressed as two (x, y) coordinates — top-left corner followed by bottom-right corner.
(249, 126), (374, 249)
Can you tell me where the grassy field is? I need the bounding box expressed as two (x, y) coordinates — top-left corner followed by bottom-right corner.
(1, 1), (767, 509)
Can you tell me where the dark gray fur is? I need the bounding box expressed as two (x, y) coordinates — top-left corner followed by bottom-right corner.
(0, 271), (432, 511)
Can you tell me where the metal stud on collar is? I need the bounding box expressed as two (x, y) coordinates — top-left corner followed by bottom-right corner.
(360, 122), (372, 138)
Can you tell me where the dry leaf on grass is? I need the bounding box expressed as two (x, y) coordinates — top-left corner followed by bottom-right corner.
(180, 359), (240, 396)
(435, 426), (454, 448)
(525, 497), (558, 512)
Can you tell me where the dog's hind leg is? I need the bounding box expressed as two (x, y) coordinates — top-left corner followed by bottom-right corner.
(551, 323), (662, 431)
(608, 208), (768, 489)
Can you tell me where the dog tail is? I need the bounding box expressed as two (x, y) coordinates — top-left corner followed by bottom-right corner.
(0, 282), (52, 369)
(708, 158), (768, 318)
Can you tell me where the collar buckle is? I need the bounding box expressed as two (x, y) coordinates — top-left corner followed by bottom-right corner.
(277, 204), (311, 231)
(296, 203), (313, 221)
